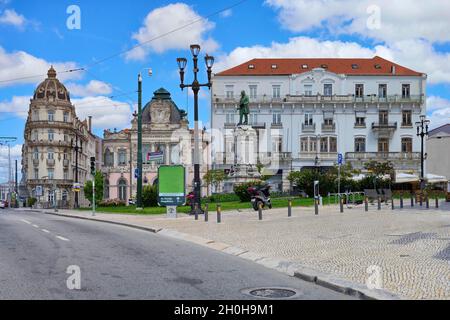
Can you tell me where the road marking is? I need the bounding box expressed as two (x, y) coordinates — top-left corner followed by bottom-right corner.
(32, 224), (39, 228)
(41, 229), (50, 233)
(21, 219), (31, 224)
(56, 235), (70, 242)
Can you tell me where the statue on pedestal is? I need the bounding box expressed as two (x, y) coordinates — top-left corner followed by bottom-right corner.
(237, 90), (249, 125)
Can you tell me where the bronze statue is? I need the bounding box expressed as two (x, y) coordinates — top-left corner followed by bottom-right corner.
(238, 90), (249, 125)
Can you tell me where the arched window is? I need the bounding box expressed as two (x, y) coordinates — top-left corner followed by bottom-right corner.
(104, 179), (110, 199)
(33, 147), (39, 160)
(104, 148), (114, 167)
(118, 178), (127, 201)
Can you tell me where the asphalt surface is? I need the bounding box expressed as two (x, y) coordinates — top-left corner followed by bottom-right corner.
(0, 208), (353, 300)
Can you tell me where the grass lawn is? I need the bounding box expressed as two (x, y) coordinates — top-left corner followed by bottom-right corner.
(79, 196), (325, 215)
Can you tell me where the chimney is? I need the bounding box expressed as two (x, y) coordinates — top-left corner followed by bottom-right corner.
(88, 116), (92, 133)
(391, 65), (396, 75)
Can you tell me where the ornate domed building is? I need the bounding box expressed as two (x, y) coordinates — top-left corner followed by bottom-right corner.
(22, 67), (99, 208)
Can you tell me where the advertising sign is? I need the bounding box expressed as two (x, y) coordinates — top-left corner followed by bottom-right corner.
(158, 165), (185, 206)
(147, 151), (164, 162)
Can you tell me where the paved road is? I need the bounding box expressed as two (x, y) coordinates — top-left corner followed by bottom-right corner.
(0, 209), (352, 300)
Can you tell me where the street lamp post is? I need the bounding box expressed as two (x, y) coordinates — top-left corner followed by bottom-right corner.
(70, 133), (82, 209)
(416, 115), (430, 191)
(177, 44), (214, 215)
(136, 68), (152, 210)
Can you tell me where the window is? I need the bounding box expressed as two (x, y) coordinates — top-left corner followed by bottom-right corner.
(104, 179), (110, 199)
(320, 137), (328, 153)
(226, 113), (235, 124)
(47, 148), (54, 160)
(104, 148), (114, 167)
(378, 84), (387, 98)
(63, 112), (69, 122)
(304, 113), (313, 125)
(309, 137), (317, 152)
(63, 131), (69, 142)
(329, 137), (337, 153)
(323, 112), (334, 126)
(379, 110), (389, 125)
(31, 130), (38, 141)
(32, 110), (39, 121)
(272, 85), (281, 98)
(301, 64), (308, 69)
(355, 116), (366, 127)
(402, 110), (412, 126)
(118, 179), (127, 201)
(48, 168), (54, 179)
(271, 64), (277, 69)
(118, 149), (127, 166)
(249, 85), (257, 99)
(272, 137), (282, 152)
(378, 138), (389, 152)
(374, 64), (382, 69)
(401, 137), (413, 153)
(48, 111), (55, 122)
(304, 84), (313, 96)
(225, 85), (234, 99)
(48, 129), (54, 141)
(33, 147), (39, 160)
(323, 84), (332, 96)
(355, 137), (366, 152)
(402, 84), (410, 98)
(272, 112), (281, 125)
(63, 169), (69, 180)
(34, 168), (39, 179)
(248, 64), (255, 69)
(352, 64), (359, 69)
(300, 137), (308, 152)
(355, 84), (364, 97)
(62, 190), (68, 202)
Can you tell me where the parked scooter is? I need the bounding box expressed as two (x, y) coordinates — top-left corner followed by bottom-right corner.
(247, 185), (272, 211)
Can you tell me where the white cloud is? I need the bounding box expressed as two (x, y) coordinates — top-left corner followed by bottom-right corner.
(67, 80), (113, 98)
(0, 95), (30, 119)
(0, 9), (26, 28)
(265, 0), (450, 44)
(0, 46), (82, 87)
(220, 9), (232, 18)
(72, 96), (132, 131)
(0, 144), (22, 183)
(214, 36), (450, 85)
(427, 96), (450, 129)
(125, 3), (219, 60)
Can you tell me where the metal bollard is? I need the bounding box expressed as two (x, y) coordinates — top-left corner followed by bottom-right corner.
(339, 196), (344, 213)
(391, 197), (394, 210)
(315, 198), (319, 215)
(420, 193), (423, 207)
(426, 195), (429, 209)
(204, 203), (208, 222)
(365, 196), (368, 212)
(217, 204), (221, 223)
(377, 197), (381, 210)
(436, 197), (439, 208)
(400, 194), (404, 209)
(194, 203), (199, 220)
(411, 193), (414, 207)
(258, 203), (263, 220)
(288, 199), (292, 217)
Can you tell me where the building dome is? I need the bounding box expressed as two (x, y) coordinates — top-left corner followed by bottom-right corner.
(142, 88), (187, 124)
(33, 66), (71, 102)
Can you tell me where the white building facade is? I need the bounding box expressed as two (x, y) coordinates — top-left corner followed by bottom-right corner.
(211, 57), (426, 192)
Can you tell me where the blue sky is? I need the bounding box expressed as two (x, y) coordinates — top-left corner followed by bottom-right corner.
(1, 0), (450, 182)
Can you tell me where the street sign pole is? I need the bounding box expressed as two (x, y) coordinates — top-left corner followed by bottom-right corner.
(92, 178), (95, 216)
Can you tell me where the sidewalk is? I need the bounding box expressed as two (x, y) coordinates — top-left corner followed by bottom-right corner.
(29, 201), (450, 299)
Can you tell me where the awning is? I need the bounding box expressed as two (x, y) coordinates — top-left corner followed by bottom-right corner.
(425, 173), (448, 184)
(395, 172), (420, 184)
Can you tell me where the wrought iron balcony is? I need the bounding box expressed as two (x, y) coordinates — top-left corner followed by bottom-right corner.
(321, 123), (336, 132)
(345, 152), (421, 161)
(46, 159), (55, 167)
(302, 123), (316, 132)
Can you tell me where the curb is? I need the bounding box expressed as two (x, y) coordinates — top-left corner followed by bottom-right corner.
(34, 209), (401, 300)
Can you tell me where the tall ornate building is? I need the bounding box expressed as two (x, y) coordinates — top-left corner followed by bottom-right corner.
(21, 67), (98, 208)
(102, 88), (211, 202)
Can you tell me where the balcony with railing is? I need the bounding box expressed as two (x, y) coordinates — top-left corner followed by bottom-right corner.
(46, 159), (55, 167)
(371, 122), (398, 136)
(321, 123), (336, 132)
(302, 123), (316, 132)
(213, 94), (424, 104)
(345, 152), (421, 161)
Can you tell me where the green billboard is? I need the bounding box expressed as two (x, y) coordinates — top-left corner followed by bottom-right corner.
(158, 165), (186, 206)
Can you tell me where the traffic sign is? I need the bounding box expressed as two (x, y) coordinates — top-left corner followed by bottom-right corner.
(134, 168), (140, 179)
(338, 153), (343, 165)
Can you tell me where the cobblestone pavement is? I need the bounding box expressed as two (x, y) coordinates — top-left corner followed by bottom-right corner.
(30, 201), (450, 299)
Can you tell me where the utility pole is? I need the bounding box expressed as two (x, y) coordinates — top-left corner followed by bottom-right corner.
(177, 45), (214, 215)
(71, 134), (82, 209)
(0, 137), (17, 207)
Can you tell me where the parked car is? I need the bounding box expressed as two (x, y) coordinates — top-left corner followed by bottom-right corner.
(0, 200), (7, 209)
